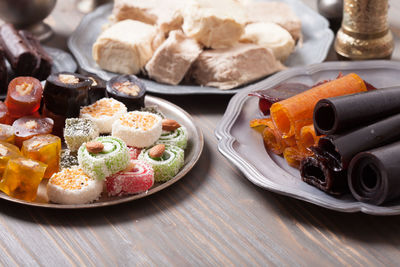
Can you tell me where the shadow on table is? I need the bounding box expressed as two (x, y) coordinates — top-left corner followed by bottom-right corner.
(0, 141), (212, 227)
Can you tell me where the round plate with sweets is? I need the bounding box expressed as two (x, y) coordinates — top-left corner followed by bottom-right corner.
(0, 95), (203, 208)
(68, 1), (333, 95)
(216, 60), (400, 216)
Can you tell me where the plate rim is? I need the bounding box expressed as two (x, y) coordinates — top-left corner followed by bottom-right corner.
(215, 60), (400, 216)
(67, 1), (334, 95)
(0, 95), (204, 209)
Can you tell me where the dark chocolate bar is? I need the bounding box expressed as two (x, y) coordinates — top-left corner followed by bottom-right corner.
(19, 30), (53, 80)
(348, 141), (400, 205)
(0, 24), (39, 76)
(106, 75), (146, 111)
(314, 87), (400, 135)
(300, 156), (348, 195)
(318, 113), (400, 171)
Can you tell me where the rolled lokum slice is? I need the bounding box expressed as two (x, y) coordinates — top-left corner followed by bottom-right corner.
(139, 144), (184, 182)
(64, 118), (99, 152)
(348, 141), (400, 205)
(47, 167), (104, 204)
(128, 146), (142, 160)
(21, 134), (61, 178)
(13, 117), (54, 147)
(157, 125), (188, 149)
(106, 75), (146, 111)
(44, 72), (92, 117)
(5, 76), (43, 117)
(270, 73), (367, 138)
(314, 86), (400, 135)
(80, 98), (127, 134)
(0, 141), (22, 175)
(78, 136), (130, 180)
(0, 157), (47, 201)
(0, 124), (15, 144)
(112, 111), (162, 148)
(106, 160), (154, 196)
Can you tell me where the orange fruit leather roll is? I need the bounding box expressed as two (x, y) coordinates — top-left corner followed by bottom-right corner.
(270, 73), (367, 138)
(261, 118), (289, 155)
(249, 118), (272, 133)
(297, 124), (321, 152)
(283, 147), (313, 169)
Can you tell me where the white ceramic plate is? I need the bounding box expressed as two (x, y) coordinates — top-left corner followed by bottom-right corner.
(68, 1), (334, 95)
(0, 95), (204, 209)
(216, 60), (400, 215)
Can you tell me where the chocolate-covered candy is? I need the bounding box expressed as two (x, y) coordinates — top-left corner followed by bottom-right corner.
(0, 24), (39, 76)
(106, 75), (146, 111)
(87, 74), (106, 104)
(43, 72), (92, 117)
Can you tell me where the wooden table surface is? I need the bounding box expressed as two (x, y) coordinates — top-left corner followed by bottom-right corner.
(1, 0), (400, 266)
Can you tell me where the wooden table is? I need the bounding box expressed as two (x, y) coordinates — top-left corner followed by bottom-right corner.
(0, 0), (400, 265)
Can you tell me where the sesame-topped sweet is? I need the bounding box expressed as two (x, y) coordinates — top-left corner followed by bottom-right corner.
(64, 118), (99, 152)
(47, 167), (104, 204)
(111, 111), (162, 148)
(80, 98), (127, 134)
(106, 75), (146, 111)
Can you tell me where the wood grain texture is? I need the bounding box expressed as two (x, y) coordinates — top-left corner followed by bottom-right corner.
(0, 0), (399, 266)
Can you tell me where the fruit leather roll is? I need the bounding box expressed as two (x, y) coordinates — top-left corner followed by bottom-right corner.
(297, 124), (321, 152)
(0, 24), (39, 76)
(300, 156), (348, 195)
(348, 141), (400, 205)
(19, 30), (53, 80)
(314, 87), (400, 135)
(44, 72), (92, 117)
(318, 113), (400, 171)
(0, 45), (7, 95)
(270, 73), (367, 138)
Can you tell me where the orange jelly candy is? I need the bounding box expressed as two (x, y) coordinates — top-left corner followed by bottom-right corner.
(22, 134), (61, 178)
(13, 116), (54, 147)
(0, 157), (46, 201)
(0, 101), (9, 124)
(5, 77), (43, 118)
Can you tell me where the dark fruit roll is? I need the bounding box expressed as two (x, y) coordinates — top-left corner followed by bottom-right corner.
(0, 24), (39, 76)
(317, 113), (400, 171)
(19, 30), (53, 81)
(106, 75), (146, 111)
(87, 74), (106, 104)
(5, 76), (43, 117)
(43, 72), (92, 117)
(314, 87), (400, 136)
(13, 116), (54, 147)
(348, 141), (400, 205)
(300, 156), (348, 195)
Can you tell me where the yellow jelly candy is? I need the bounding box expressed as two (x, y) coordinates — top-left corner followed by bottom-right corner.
(0, 141), (21, 176)
(0, 157), (46, 201)
(22, 134), (61, 179)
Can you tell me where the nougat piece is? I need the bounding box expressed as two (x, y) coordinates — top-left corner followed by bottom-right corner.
(93, 20), (163, 75)
(21, 134), (61, 179)
(0, 157), (46, 201)
(112, 0), (184, 33)
(240, 22), (295, 61)
(245, 1), (302, 41)
(145, 30), (202, 85)
(182, 0), (246, 49)
(191, 43), (284, 90)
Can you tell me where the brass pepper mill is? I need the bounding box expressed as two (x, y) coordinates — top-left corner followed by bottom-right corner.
(334, 0), (394, 60)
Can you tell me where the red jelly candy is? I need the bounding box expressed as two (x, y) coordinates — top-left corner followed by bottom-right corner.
(5, 77), (43, 117)
(0, 101), (9, 124)
(106, 160), (154, 196)
(13, 116), (54, 147)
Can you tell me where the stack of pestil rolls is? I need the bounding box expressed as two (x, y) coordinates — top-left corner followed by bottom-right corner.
(303, 86), (400, 205)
